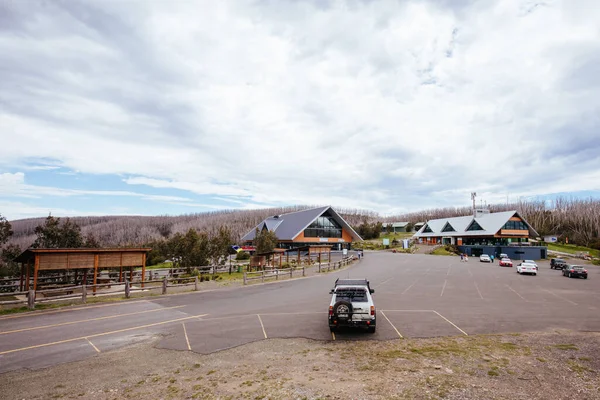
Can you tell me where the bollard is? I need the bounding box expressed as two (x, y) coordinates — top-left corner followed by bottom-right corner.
(262, 271), (265, 283)
(194, 276), (199, 291)
(125, 280), (131, 299)
(27, 290), (35, 310)
(302, 266), (305, 277)
(162, 277), (167, 295)
(290, 268), (293, 279)
(82, 285), (87, 303)
(243, 272), (247, 285)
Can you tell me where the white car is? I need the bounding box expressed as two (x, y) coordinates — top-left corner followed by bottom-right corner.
(479, 254), (491, 262)
(524, 259), (538, 268)
(329, 279), (376, 333)
(517, 262), (538, 275)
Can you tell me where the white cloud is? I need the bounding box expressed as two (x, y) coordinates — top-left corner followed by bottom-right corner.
(1, 0), (599, 218)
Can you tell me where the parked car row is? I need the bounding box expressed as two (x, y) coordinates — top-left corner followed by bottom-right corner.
(551, 258), (588, 279)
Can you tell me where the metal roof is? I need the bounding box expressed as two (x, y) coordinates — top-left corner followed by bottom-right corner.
(386, 222), (408, 227)
(241, 206), (363, 242)
(413, 211), (539, 238)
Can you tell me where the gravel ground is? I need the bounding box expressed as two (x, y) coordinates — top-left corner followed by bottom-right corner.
(2, 330), (599, 400)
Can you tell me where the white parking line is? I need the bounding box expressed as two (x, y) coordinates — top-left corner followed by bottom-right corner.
(432, 311), (468, 336)
(402, 280), (418, 295)
(440, 280), (447, 297)
(85, 337), (100, 353)
(182, 323), (191, 350)
(380, 311), (403, 338)
(377, 277), (394, 287)
(506, 285), (527, 301)
(447, 265), (452, 276)
(257, 314), (267, 339)
(331, 331), (336, 340)
(540, 288), (578, 306)
(474, 282), (484, 300)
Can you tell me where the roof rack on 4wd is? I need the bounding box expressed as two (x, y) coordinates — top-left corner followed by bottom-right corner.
(333, 278), (374, 294)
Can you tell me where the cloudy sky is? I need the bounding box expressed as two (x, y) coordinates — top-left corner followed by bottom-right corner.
(1, 0), (599, 220)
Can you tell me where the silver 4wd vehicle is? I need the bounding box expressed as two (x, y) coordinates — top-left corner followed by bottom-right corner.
(328, 278), (376, 333)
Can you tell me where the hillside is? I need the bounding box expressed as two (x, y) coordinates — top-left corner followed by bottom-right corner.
(6, 197), (599, 251)
(7, 206), (380, 249)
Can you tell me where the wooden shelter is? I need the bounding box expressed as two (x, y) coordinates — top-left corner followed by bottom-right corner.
(14, 248), (150, 292)
(250, 245), (332, 270)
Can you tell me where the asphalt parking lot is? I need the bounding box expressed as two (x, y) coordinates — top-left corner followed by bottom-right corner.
(1, 252), (599, 373)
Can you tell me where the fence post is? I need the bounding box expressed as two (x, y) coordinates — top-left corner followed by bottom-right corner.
(262, 271), (265, 283)
(290, 268), (293, 279)
(162, 277), (167, 295)
(318, 263), (321, 273)
(302, 266), (305, 277)
(195, 276), (199, 291)
(82, 284), (87, 303)
(28, 290), (35, 310)
(125, 280), (131, 298)
(276, 269), (278, 280)
(243, 272), (247, 285)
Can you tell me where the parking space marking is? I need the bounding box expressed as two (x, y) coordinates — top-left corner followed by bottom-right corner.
(0, 313), (208, 356)
(401, 280), (418, 295)
(506, 285), (527, 301)
(474, 282), (484, 300)
(540, 287), (578, 306)
(432, 311), (468, 336)
(440, 280), (447, 297)
(257, 314), (267, 339)
(331, 331), (336, 341)
(466, 265), (473, 277)
(182, 323), (191, 351)
(85, 337), (100, 353)
(447, 265), (452, 276)
(377, 277), (394, 287)
(380, 311), (403, 338)
(0, 305), (187, 335)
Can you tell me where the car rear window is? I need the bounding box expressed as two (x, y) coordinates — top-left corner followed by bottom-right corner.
(336, 288), (368, 302)
(501, 258), (511, 261)
(573, 266), (585, 270)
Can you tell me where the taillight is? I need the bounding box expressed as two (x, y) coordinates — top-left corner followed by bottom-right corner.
(570, 270), (575, 273)
(370, 306), (375, 316)
(584, 270), (588, 273)
(329, 306), (333, 316)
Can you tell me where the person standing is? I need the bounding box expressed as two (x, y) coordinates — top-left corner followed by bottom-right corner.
(460, 253), (464, 262)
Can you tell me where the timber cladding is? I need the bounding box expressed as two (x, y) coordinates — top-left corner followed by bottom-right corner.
(39, 254), (69, 271)
(36, 251), (146, 270)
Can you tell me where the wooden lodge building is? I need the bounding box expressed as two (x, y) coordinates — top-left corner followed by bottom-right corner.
(242, 206), (362, 251)
(413, 209), (547, 259)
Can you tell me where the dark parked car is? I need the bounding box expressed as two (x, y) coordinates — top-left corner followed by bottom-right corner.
(562, 265), (588, 279)
(550, 258), (567, 269)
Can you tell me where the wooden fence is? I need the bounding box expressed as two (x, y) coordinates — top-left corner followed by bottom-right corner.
(243, 256), (355, 285)
(0, 276), (200, 310)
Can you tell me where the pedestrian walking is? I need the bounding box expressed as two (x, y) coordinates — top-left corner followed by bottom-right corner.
(460, 254), (464, 262)
(465, 254), (469, 262)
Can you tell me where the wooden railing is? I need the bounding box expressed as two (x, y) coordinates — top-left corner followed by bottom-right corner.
(0, 276), (201, 310)
(243, 267), (305, 285)
(243, 256), (355, 285)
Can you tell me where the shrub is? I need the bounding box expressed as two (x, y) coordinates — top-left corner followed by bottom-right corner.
(236, 251), (250, 260)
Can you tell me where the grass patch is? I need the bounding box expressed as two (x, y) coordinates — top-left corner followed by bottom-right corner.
(552, 344), (579, 351)
(488, 370), (500, 376)
(537, 357), (547, 362)
(568, 360), (593, 375)
(0, 303), (63, 315)
(431, 247), (455, 256)
(546, 243), (599, 258)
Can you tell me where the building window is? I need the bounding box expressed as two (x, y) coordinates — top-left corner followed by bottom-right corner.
(502, 220), (528, 230)
(441, 223), (455, 232)
(466, 220), (484, 231)
(422, 224), (433, 233)
(304, 214), (342, 238)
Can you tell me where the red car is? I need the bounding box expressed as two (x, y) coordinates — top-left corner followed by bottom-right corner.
(499, 258), (513, 267)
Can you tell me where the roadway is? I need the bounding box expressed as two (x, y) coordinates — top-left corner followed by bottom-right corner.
(1, 252), (599, 373)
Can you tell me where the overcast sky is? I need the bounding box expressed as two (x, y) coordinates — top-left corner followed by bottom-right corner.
(1, 0), (599, 220)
